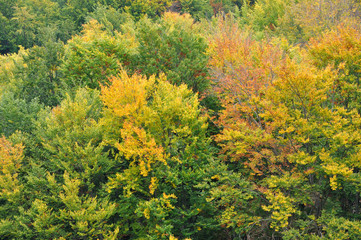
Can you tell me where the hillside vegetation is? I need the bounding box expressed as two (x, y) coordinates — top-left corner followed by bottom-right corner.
(1, 0), (361, 239)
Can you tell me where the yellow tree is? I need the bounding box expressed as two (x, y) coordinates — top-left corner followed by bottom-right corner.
(0, 137), (23, 205)
(101, 71), (222, 239)
(0, 136), (24, 237)
(309, 23), (361, 112)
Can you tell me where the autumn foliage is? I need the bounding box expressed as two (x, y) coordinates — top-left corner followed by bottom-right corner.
(1, 1), (361, 239)
(207, 16), (361, 238)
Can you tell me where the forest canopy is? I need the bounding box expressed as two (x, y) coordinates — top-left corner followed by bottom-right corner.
(1, 0), (361, 239)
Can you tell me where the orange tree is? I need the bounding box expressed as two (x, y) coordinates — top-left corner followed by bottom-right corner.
(208, 18), (361, 238)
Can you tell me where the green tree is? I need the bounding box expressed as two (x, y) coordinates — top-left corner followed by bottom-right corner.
(60, 19), (137, 89)
(0, 12), (16, 54)
(6, 88), (120, 239)
(11, 37), (64, 106)
(0, 72), (231, 239)
(241, 0), (290, 38)
(134, 12), (210, 93)
(0, 0), (17, 53)
(107, 0), (173, 19)
(0, 92), (42, 137)
(10, 0), (64, 50)
(61, 13), (210, 95)
(61, 0), (97, 30)
(87, 4), (134, 35)
(175, 0), (213, 20)
(33, 88), (108, 192)
(11, 5), (37, 49)
(0, 47), (25, 88)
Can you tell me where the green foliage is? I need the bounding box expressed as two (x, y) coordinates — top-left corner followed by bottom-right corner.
(200, 170), (260, 238)
(34, 88), (109, 189)
(0, 0), (15, 19)
(0, 12), (16, 54)
(60, 19), (137, 89)
(11, 38), (64, 106)
(176, 0), (213, 19)
(61, 0), (97, 30)
(0, 136), (24, 239)
(210, 0), (243, 15)
(0, 48), (26, 88)
(11, 5), (38, 49)
(0, 78), (223, 239)
(134, 12), (210, 93)
(0, 137), (24, 205)
(49, 172), (117, 239)
(87, 4), (134, 35)
(8, 172), (118, 239)
(3, 88), (120, 239)
(283, 212), (361, 239)
(0, 92), (42, 136)
(62, 12), (210, 94)
(241, 0), (289, 38)
(8, 0), (74, 51)
(109, 0), (173, 19)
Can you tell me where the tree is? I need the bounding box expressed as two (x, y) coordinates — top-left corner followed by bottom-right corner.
(0, 136), (24, 239)
(240, 0), (290, 38)
(106, 0), (173, 19)
(308, 23), (361, 113)
(86, 4), (133, 35)
(61, 0), (97, 30)
(208, 17), (361, 238)
(10, 37), (64, 106)
(101, 71), (223, 239)
(0, 92), (42, 136)
(0, 12), (16, 54)
(61, 12), (210, 95)
(0, 71), (230, 239)
(0, 136), (23, 208)
(173, 0), (213, 20)
(277, 0), (361, 43)
(0, 47), (25, 88)
(60, 19), (137, 89)
(11, 5), (37, 49)
(33, 88), (108, 193)
(134, 12), (210, 93)
(10, 88), (120, 239)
